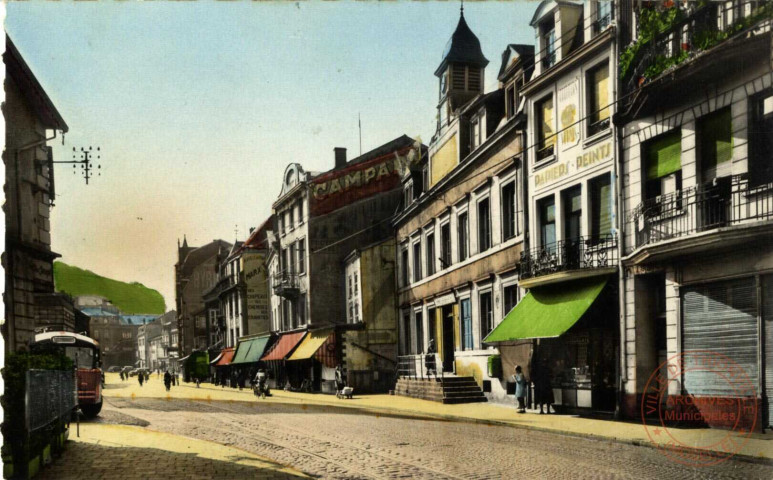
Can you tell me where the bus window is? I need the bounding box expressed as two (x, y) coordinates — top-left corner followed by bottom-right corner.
(65, 347), (96, 369)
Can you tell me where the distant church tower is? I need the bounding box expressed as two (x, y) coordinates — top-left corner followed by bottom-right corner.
(434, 6), (489, 132)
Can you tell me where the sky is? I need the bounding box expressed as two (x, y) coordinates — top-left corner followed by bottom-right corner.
(5, 1), (535, 309)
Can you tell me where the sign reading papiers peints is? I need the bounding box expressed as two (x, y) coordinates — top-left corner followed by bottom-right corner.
(534, 141), (613, 188)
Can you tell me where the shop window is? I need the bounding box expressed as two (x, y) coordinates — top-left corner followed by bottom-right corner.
(478, 198), (491, 252)
(644, 130), (682, 202)
(460, 298), (473, 351)
(502, 181), (517, 240)
(590, 174), (613, 242)
(538, 196), (557, 251)
(413, 241), (422, 282)
(458, 212), (469, 261)
(749, 90), (773, 187)
(479, 291), (493, 345)
(587, 62), (610, 136)
(536, 95), (555, 161)
(440, 223), (451, 269)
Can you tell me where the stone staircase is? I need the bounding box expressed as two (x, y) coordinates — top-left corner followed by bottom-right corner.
(394, 376), (487, 404)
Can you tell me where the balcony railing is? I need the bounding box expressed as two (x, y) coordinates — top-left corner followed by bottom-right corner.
(397, 354), (443, 380)
(520, 234), (618, 280)
(622, 1), (772, 96)
(629, 174), (773, 251)
(272, 272), (300, 298)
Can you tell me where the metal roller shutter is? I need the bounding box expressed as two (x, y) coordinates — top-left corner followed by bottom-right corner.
(682, 278), (758, 397)
(763, 275), (773, 428)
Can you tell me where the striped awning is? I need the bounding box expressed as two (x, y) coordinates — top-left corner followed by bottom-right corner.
(261, 331), (306, 361)
(288, 329), (333, 361)
(211, 347), (235, 366)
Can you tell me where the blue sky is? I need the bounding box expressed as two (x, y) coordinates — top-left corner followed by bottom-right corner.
(5, 1), (535, 307)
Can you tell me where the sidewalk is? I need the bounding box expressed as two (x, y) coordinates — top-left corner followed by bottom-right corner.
(38, 423), (308, 479)
(105, 373), (773, 463)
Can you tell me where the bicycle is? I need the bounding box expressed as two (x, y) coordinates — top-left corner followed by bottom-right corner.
(299, 378), (312, 393)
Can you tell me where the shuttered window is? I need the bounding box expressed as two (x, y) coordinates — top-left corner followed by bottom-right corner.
(452, 65), (466, 90)
(682, 278), (758, 397)
(590, 174), (612, 240)
(699, 107), (733, 176)
(468, 68), (481, 92)
(646, 130), (682, 180)
(460, 298), (473, 351)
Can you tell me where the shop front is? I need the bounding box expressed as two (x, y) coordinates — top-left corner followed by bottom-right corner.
(261, 331), (307, 389)
(230, 335), (273, 388)
(211, 347), (236, 386)
(287, 328), (337, 393)
(485, 276), (619, 413)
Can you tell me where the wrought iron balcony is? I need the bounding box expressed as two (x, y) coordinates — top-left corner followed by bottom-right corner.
(628, 174), (773, 251)
(272, 272), (300, 298)
(520, 234), (618, 280)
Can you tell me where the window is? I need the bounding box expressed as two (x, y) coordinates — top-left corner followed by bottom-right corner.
(479, 291), (493, 344)
(460, 298), (473, 351)
(506, 84), (516, 120)
(298, 200), (304, 224)
(541, 18), (556, 69)
(538, 196), (556, 250)
(458, 212), (469, 261)
(478, 198), (491, 252)
(289, 243), (297, 274)
(426, 232), (435, 277)
(347, 271), (359, 324)
(594, 1), (613, 34)
(297, 239), (306, 274)
(470, 117), (481, 149)
(413, 241), (422, 282)
(750, 91), (773, 187)
(440, 69), (449, 95)
(590, 174), (613, 242)
(452, 65), (466, 90)
(536, 96), (555, 160)
(468, 68), (482, 92)
(404, 184), (413, 209)
(289, 208), (294, 230)
(401, 247), (409, 287)
(428, 307), (437, 345)
(587, 62), (610, 136)
(645, 130), (682, 201)
(698, 107), (733, 182)
(503, 284), (519, 315)
(562, 186), (582, 244)
(402, 311), (412, 355)
(422, 165), (429, 193)
(415, 311), (424, 354)
(440, 223), (451, 269)
(502, 181), (517, 240)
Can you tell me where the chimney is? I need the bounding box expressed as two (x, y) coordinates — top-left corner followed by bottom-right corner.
(334, 147), (347, 169)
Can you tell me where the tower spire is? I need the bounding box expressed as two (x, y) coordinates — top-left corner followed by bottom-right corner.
(461, 0), (464, 17)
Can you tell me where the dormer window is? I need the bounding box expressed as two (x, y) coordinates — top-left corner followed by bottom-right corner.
(403, 182), (414, 209)
(506, 84), (516, 120)
(470, 116), (481, 150)
(593, 1), (613, 35)
(541, 18), (556, 69)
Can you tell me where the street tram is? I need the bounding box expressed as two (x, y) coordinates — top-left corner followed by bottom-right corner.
(30, 331), (104, 418)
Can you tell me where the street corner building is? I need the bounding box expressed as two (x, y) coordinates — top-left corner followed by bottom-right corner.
(264, 135), (420, 393)
(3, 35), (74, 352)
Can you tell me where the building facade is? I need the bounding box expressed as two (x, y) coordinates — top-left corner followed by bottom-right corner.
(175, 237), (232, 356)
(266, 136), (418, 392)
(394, 10), (531, 403)
(3, 36), (73, 352)
(616, 0), (773, 431)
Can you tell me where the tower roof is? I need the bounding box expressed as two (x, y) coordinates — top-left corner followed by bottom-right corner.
(435, 12), (489, 77)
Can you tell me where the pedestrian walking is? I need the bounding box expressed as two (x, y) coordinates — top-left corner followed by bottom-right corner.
(425, 339), (437, 377)
(138, 371), (144, 387)
(335, 364), (346, 394)
(514, 365), (528, 413)
(145, 371), (150, 383)
(164, 370), (172, 392)
(120, 371), (124, 381)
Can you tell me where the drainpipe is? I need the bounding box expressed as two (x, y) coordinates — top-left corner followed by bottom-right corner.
(8, 130), (58, 352)
(612, 29), (628, 420)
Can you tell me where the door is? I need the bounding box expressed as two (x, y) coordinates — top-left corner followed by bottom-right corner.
(442, 305), (454, 373)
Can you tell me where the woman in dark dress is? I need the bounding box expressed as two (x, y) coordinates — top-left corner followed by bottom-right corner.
(532, 356), (554, 414)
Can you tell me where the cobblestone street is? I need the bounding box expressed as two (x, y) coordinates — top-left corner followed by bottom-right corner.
(78, 394), (773, 480)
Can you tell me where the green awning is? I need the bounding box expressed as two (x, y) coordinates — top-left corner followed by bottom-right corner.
(484, 278), (608, 343)
(230, 336), (271, 365)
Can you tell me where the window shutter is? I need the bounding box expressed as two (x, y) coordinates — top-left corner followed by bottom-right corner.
(646, 130), (682, 180)
(593, 65), (610, 121)
(701, 108), (733, 170)
(592, 175), (612, 238)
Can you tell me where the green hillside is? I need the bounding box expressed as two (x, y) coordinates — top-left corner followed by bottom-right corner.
(53, 262), (165, 314)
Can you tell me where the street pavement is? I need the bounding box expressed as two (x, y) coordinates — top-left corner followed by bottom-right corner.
(35, 373), (773, 479)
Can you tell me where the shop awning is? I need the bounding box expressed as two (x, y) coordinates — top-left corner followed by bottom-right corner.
(261, 331), (307, 361)
(484, 278), (608, 343)
(288, 329), (333, 361)
(231, 336), (271, 365)
(212, 347), (235, 366)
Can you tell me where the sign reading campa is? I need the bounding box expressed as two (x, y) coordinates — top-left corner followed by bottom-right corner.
(310, 147), (411, 215)
(534, 141), (612, 188)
